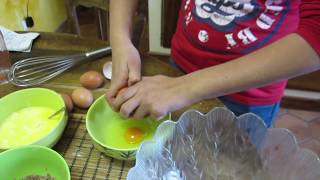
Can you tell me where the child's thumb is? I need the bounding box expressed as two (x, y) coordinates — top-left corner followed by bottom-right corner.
(128, 68), (141, 86)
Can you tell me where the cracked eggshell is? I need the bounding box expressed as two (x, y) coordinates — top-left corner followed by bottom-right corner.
(102, 62), (112, 80)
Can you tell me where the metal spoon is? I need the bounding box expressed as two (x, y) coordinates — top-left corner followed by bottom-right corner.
(48, 107), (65, 119)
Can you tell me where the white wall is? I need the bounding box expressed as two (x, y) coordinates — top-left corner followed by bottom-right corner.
(148, 0), (171, 55)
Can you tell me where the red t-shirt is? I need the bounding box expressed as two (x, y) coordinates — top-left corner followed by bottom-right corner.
(171, 0), (320, 105)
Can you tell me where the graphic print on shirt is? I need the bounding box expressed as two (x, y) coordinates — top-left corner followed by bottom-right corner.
(183, 0), (291, 53)
(194, 0), (259, 32)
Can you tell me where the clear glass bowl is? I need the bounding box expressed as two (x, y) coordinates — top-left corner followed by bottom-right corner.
(127, 107), (320, 180)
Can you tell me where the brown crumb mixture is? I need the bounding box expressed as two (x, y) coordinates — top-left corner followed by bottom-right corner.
(21, 174), (55, 180)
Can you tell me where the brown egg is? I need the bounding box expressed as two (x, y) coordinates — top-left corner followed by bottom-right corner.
(71, 88), (94, 109)
(60, 93), (74, 112)
(80, 71), (104, 89)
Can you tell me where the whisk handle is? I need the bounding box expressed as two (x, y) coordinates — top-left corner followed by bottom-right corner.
(85, 47), (112, 57)
(0, 68), (9, 85)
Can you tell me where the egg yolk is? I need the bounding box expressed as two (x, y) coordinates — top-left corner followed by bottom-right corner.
(124, 127), (144, 144)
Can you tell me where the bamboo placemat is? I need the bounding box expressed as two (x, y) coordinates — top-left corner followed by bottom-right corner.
(53, 113), (134, 180)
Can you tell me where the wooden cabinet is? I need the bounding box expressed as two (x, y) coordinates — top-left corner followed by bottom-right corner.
(161, 0), (181, 48)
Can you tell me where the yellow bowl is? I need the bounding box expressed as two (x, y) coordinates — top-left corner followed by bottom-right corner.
(0, 88), (67, 152)
(86, 95), (169, 160)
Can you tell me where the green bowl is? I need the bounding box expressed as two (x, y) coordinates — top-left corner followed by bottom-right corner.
(86, 95), (168, 160)
(0, 145), (70, 180)
(0, 88), (67, 152)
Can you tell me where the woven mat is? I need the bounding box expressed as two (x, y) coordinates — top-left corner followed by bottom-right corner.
(53, 113), (134, 180)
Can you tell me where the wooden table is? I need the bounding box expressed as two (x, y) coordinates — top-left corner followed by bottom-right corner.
(0, 32), (222, 179)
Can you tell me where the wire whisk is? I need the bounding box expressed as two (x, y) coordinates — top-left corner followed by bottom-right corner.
(1, 47), (111, 87)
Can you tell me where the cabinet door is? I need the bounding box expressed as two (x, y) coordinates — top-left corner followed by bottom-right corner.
(161, 0), (181, 48)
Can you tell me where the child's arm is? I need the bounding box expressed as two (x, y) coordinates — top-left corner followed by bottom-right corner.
(107, 0), (141, 104)
(112, 33), (320, 119)
(184, 33), (320, 103)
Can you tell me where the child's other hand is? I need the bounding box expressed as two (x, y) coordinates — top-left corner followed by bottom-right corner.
(107, 42), (141, 107)
(112, 75), (191, 120)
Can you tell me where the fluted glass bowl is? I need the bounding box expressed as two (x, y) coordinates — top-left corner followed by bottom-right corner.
(127, 107), (320, 180)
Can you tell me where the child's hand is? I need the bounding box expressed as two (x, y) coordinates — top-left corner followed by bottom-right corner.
(112, 75), (192, 120)
(107, 42), (141, 106)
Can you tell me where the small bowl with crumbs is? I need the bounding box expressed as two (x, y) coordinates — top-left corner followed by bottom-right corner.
(0, 145), (70, 180)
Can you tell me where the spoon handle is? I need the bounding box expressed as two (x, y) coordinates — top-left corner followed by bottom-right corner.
(48, 107), (65, 119)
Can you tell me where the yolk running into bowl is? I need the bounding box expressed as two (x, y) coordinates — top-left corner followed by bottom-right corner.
(124, 127), (144, 144)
